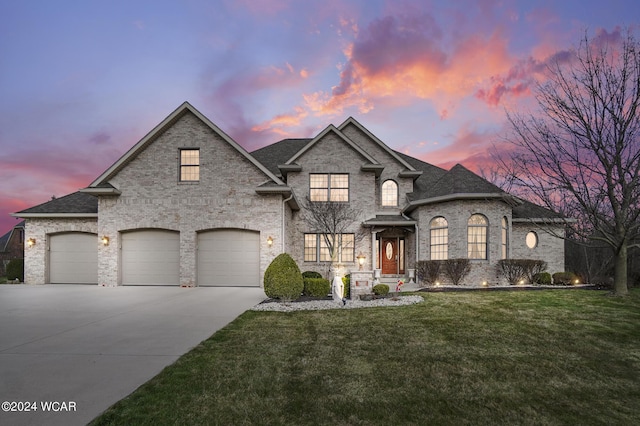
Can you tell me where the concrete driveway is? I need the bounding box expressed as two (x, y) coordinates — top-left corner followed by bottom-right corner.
(0, 284), (266, 426)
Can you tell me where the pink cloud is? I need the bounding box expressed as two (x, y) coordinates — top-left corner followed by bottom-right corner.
(303, 13), (516, 117)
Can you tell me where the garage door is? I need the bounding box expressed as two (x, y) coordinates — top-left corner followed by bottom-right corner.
(49, 233), (98, 284)
(197, 229), (259, 287)
(121, 230), (179, 285)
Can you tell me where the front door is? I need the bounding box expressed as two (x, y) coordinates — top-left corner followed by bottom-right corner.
(381, 238), (398, 274)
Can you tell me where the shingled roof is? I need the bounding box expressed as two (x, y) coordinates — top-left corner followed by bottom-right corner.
(250, 138), (311, 176)
(512, 199), (563, 220)
(422, 164), (506, 199)
(15, 192), (98, 215)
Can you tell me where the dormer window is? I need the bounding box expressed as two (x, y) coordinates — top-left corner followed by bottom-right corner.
(381, 180), (398, 206)
(180, 149), (200, 182)
(310, 173), (349, 202)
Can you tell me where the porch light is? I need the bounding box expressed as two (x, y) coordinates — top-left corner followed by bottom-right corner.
(266, 236), (273, 247)
(102, 236), (110, 246)
(27, 238), (36, 247)
(357, 253), (366, 270)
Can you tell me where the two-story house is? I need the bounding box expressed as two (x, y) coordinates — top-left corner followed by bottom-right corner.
(14, 102), (566, 288)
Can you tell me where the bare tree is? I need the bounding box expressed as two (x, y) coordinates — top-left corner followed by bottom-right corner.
(301, 196), (366, 275)
(503, 29), (640, 296)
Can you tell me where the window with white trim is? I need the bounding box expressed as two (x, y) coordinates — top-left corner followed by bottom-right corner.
(180, 149), (200, 182)
(430, 217), (448, 260)
(309, 174), (349, 202)
(304, 233), (355, 262)
(468, 214), (488, 260)
(381, 180), (398, 206)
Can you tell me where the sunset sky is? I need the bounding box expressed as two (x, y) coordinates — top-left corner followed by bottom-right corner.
(1, 0), (638, 235)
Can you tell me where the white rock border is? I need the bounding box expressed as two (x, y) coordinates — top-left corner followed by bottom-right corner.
(251, 295), (425, 312)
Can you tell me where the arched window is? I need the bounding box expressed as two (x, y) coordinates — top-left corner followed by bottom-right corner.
(430, 217), (448, 260)
(468, 214), (488, 259)
(381, 180), (398, 207)
(501, 217), (508, 259)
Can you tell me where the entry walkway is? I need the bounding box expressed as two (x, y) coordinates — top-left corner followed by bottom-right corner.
(0, 284), (265, 426)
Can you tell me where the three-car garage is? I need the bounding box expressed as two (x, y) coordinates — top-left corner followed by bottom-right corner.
(47, 229), (260, 287)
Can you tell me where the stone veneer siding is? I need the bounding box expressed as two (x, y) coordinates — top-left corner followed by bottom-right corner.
(24, 218), (98, 284)
(97, 112), (283, 287)
(414, 199), (513, 285)
(285, 132), (375, 278)
(511, 222), (565, 275)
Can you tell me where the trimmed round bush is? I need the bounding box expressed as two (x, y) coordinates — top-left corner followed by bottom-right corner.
(264, 253), (303, 300)
(303, 278), (331, 297)
(6, 259), (24, 282)
(372, 284), (389, 296)
(552, 271), (579, 285)
(302, 271), (322, 279)
(533, 272), (552, 285)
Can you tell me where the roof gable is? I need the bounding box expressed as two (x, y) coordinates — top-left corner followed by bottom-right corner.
(89, 102), (285, 188)
(285, 125), (379, 166)
(338, 117), (418, 172)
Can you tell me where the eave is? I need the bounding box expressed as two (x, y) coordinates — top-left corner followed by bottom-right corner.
(361, 164), (384, 177)
(398, 170), (423, 180)
(254, 186), (300, 210)
(512, 218), (576, 224)
(80, 187), (122, 196)
(11, 213), (98, 219)
(277, 164), (302, 177)
(403, 193), (522, 213)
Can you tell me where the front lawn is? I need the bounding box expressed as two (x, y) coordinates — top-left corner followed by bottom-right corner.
(92, 289), (640, 425)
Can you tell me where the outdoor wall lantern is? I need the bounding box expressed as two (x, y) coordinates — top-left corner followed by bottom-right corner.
(357, 253), (366, 270)
(266, 236), (273, 247)
(102, 236), (110, 246)
(27, 238), (36, 247)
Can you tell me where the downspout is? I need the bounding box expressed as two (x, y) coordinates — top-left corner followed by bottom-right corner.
(282, 193), (293, 254)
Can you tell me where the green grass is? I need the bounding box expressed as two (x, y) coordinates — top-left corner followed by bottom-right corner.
(91, 290), (640, 425)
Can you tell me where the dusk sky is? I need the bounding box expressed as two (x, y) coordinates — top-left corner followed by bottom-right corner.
(1, 0), (639, 235)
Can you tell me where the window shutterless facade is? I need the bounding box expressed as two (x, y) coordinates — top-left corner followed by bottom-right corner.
(381, 180), (398, 206)
(467, 214), (488, 260)
(304, 233), (355, 262)
(179, 149), (200, 182)
(430, 216), (448, 260)
(309, 173), (349, 202)
(501, 217), (509, 259)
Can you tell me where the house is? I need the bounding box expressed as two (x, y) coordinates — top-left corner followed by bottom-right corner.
(13, 102), (566, 288)
(0, 220), (25, 276)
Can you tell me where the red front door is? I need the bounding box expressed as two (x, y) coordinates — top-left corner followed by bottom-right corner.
(381, 239), (398, 274)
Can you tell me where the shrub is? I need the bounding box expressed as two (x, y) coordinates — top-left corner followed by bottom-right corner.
(263, 253), (303, 301)
(302, 271), (322, 279)
(6, 259), (24, 282)
(552, 271), (579, 286)
(342, 274), (351, 299)
(303, 278), (331, 297)
(533, 272), (552, 285)
(498, 259), (548, 285)
(416, 260), (443, 287)
(443, 259), (471, 286)
(372, 284), (389, 296)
